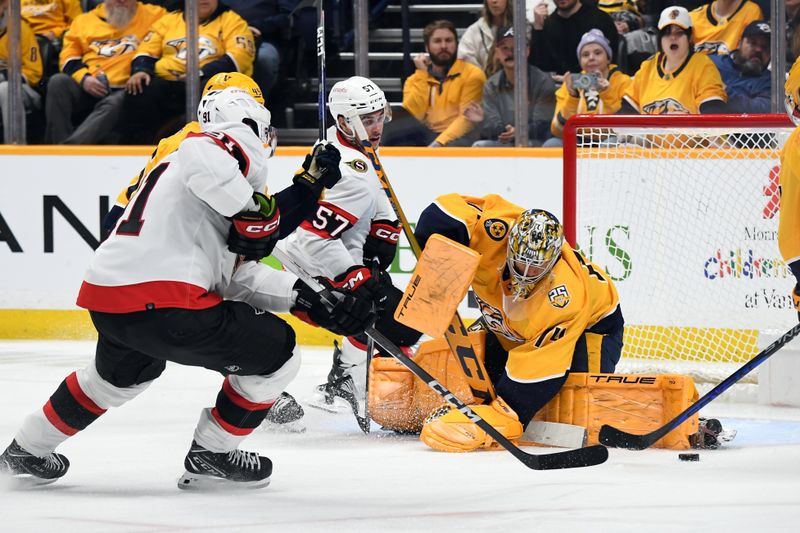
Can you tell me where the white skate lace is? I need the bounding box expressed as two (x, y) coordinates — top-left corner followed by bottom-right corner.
(43, 454), (64, 471)
(226, 449), (260, 471)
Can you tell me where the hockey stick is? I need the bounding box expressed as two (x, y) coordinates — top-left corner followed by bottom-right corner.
(600, 323), (800, 450)
(271, 247), (608, 470)
(316, 0), (326, 141)
(348, 116), (496, 405)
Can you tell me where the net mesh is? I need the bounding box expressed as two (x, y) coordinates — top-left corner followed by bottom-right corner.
(571, 123), (797, 383)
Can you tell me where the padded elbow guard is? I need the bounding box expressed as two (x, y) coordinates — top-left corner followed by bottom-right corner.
(419, 397), (523, 453)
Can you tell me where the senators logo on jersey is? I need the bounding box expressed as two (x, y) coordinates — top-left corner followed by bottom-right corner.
(642, 98), (690, 115)
(484, 218), (509, 241)
(91, 36), (139, 58)
(346, 159), (369, 173)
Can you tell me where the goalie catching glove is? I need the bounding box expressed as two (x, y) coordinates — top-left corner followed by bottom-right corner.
(228, 192), (280, 261)
(293, 143), (343, 195)
(363, 219), (401, 271)
(290, 278), (376, 336)
(420, 397), (523, 453)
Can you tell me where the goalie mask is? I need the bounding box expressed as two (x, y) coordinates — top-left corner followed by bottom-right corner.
(786, 57), (800, 126)
(203, 72), (265, 106)
(197, 87), (277, 157)
(506, 209), (564, 300)
(328, 76), (391, 145)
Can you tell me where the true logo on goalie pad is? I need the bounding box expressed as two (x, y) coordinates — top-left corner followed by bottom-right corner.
(483, 219), (508, 241)
(548, 285), (570, 309)
(346, 159), (369, 173)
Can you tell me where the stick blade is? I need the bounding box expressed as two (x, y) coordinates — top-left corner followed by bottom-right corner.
(599, 424), (655, 450)
(522, 444), (609, 470)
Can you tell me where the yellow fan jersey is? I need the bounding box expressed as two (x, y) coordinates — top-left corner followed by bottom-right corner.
(112, 122), (201, 213)
(551, 66), (632, 137)
(134, 10), (255, 81)
(60, 2), (166, 87)
(623, 51), (726, 114)
(690, 0), (763, 55)
(598, 0), (639, 14)
(779, 126), (800, 269)
(429, 193), (620, 383)
(0, 19), (43, 87)
(21, 0), (82, 39)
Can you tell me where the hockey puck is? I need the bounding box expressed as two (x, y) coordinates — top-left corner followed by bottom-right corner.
(678, 453), (700, 462)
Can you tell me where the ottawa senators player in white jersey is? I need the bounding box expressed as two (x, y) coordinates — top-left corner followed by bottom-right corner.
(279, 77), (422, 426)
(0, 88), (374, 490)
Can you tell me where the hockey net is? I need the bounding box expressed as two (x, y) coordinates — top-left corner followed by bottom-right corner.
(563, 115), (797, 388)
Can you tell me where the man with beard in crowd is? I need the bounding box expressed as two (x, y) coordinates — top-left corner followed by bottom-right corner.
(382, 19), (486, 147)
(710, 20), (771, 113)
(44, 0), (166, 144)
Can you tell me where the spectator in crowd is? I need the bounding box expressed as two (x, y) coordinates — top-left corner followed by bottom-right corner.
(21, 0), (81, 44)
(223, 0), (294, 96)
(1, 0), (44, 142)
(458, 0), (511, 76)
(690, 0), (763, 55)
(44, 0), (166, 144)
(467, 26), (555, 147)
(621, 6), (727, 114)
(598, 0), (641, 15)
(610, 8), (657, 74)
(382, 19), (486, 147)
(787, 0), (800, 67)
(123, 0), (255, 145)
(545, 29), (632, 146)
(531, 0), (618, 74)
(710, 20), (770, 113)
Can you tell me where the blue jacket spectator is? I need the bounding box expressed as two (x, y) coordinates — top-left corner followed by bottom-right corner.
(709, 20), (771, 113)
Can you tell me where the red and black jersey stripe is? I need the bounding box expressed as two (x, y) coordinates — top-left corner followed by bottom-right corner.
(211, 377), (275, 436)
(43, 372), (107, 436)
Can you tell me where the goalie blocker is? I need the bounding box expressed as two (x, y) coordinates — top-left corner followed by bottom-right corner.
(368, 331), (701, 450)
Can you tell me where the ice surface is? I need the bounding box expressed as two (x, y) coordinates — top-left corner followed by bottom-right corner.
(1, 341), (799, 532)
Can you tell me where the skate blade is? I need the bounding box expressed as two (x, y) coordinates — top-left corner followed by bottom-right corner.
(260, 419), (307, 434)
(177, 471), (270, 491)
(306, 393), (352, 413)
(1, 473), (60, 488)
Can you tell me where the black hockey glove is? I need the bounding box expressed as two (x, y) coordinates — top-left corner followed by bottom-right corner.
(332, 265), (390, 313)
(290, 278), (376, 336)
(293, 143), (342, 194)
(363, 219), (401, 271)
(227, 192), (280, 261)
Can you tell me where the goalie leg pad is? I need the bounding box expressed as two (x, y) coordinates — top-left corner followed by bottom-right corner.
(535, 372), (700, 450)
(419, 397), (523, 453)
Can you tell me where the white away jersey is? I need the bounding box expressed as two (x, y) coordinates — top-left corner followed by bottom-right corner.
(77, 121), (292, 313)
(279, 126), (395, 278)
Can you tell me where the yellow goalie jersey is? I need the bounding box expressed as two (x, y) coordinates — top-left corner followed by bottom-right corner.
(134, 9), (255, 81)
(623, 51), (726, 114)
(422, 193), (620, 383)
(779, 126), (800, 275)
(690, 0), (763, 55)
(60, 2), (166, 87)
(21, 0), (82, 39)
(0, 18), (43, 87)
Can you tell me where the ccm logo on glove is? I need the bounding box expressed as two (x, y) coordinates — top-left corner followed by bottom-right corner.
(372, 224), (401, 242)
(232, 217), (280, 237)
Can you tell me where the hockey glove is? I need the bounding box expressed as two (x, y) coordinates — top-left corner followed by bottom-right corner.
(332, 265), (390, 313)
(420, 397), (523, 453)
(227, 192), (280, 261)
(290, 278), (376, 336)
(293, 143), (343, 194)
(363, 219), (401, 271)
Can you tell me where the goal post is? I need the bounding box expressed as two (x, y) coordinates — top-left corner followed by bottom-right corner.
(562, 114), (797, 385)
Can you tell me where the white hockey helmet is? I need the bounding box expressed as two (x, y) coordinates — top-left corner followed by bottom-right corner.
(197, 87), (277, 155)
(506, 209), (564, 300)
(328, 76), (391, 138)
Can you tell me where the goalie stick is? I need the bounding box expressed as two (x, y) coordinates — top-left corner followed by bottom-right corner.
(600, 323), (800, 450)
(347, 114), (496, 405)
(271, 246), (608, 470)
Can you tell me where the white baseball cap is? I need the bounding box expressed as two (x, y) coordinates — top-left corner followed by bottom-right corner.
(658, 6), (692, 30)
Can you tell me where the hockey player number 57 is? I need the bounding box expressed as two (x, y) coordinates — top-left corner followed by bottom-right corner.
(116, 163), (169, 236)
(311, 204), (352, 238)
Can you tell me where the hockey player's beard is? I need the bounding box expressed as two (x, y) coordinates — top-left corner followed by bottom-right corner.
(107, 4), (137, 29)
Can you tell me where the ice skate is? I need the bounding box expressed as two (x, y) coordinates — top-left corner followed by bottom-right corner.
(307, 341), (354, 413)
(0, 439), (69, 487)
(178, 441), (272, 491)
(261, 392), (306, 433)
(690, 418), (737, 449)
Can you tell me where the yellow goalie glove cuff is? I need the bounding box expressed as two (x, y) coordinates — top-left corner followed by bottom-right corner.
(419, 397), (523, 453)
